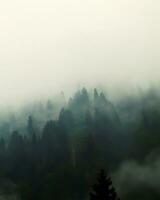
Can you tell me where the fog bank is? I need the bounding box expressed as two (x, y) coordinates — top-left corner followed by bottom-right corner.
(0, 0), (158, 105)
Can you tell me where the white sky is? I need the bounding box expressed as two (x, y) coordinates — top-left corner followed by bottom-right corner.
(0, 0), (159, 105)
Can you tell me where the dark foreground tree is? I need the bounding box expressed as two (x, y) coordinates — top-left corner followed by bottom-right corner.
(90, 169), (120, 200)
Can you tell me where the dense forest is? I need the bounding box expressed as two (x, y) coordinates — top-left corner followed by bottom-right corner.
(0, 88), (160, 199)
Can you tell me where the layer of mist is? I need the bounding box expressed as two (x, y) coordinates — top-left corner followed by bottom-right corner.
(0, 88), (159, 199)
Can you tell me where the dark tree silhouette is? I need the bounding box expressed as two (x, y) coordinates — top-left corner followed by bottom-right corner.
(90, 169), (120, 200)
(27, 115), (34, 136)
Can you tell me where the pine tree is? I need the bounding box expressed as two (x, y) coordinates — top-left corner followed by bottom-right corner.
(94, 88), (99, 105)
(27, 115), (34, 136)
(90, 169), (120, 200)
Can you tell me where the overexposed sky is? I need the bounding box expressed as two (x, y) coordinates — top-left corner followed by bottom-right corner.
(0, 0), (159, 105)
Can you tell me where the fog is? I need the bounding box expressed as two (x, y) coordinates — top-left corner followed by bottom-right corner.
(114, 158), (160, 199)
(0, 0), (159, 105)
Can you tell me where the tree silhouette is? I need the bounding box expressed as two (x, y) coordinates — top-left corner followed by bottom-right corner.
(90, 169), (120, 200)
(27, 115), (34, 136)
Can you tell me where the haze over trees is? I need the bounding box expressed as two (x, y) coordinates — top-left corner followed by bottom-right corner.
(0, 88), (159, 199)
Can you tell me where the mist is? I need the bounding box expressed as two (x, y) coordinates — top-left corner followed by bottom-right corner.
(114, 158), (160, 199)
(0, 0), (159, 106)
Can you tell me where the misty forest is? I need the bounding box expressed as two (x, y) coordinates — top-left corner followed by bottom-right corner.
(0, 0), (157, 198)
(0, 88), (159, 199)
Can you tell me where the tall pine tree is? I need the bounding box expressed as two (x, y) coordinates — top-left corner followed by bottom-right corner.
(90, 169), (120, 200)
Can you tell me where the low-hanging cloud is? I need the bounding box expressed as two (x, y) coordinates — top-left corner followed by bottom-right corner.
(0, 0), (159, 106)
(114, 156), (160, 199)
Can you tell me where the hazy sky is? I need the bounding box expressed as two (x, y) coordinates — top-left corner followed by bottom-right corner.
(0, 0), (159, 105)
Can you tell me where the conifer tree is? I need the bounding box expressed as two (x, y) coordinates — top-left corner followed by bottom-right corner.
(27, 115), (34, 136)
(90, 169), (120, 200)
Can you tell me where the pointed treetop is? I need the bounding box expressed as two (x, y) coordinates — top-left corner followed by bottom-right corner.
(94, 88), (99, 100)
(27, 115), (34, 136)
(90, 169), (120, 200)
(99, 92), (107, 101)
(82, 87), (88, 94)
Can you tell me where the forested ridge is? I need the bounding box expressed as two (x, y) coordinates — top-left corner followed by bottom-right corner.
(0, 88), (160, 199)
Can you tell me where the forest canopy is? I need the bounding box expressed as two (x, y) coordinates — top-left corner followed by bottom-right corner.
(0, 88), (159, 199)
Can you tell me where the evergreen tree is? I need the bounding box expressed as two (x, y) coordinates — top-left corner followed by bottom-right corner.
(94, 88), (99, 106)
(27, 115), (34, 136)
(90, 169), (120, 200)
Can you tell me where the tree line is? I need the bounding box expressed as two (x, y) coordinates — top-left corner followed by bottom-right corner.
(0, 88), (159, 199)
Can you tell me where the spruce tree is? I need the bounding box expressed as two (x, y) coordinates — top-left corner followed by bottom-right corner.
(90, 169), (120, 200)
(27, 115), (34, 136)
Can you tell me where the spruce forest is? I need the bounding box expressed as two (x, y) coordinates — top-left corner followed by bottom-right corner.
(0, 88), (159, 199)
